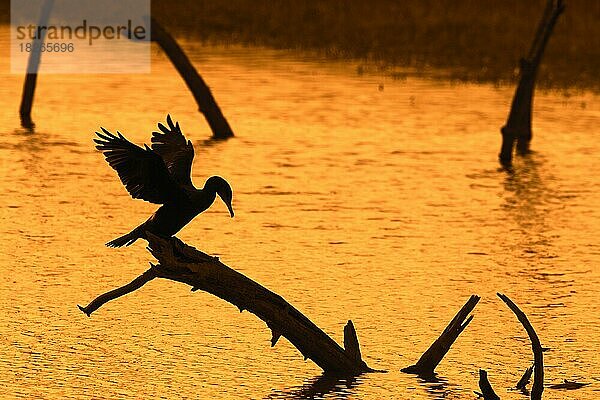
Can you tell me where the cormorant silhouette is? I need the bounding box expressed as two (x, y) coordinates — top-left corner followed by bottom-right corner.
(94, 115), (234, 247)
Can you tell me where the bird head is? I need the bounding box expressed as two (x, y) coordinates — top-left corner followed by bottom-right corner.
(206, 176), (234, 217)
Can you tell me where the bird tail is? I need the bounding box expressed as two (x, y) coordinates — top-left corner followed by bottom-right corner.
(106, 228), (142, 248)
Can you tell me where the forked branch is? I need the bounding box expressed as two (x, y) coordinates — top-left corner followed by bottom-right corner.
(79, 234), (372, 375)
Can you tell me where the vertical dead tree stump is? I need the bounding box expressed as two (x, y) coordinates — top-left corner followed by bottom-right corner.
(19, 0), (54, 129)
(499, 0), (565, 168)
(79, 234), (373, 375)
(149, 18), (235, 140)
(402, 295), (480, 378)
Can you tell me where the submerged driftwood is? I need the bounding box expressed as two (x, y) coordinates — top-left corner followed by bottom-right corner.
(475, 294), (545, 400)
(79, 234), (371, 375)
(476, 369), (501, 400)
(498, 293), (544, 400)
(402, 295), (480, 377)
(19, 0), (54, 129)
(548, 380), (589, 390)
(516, 365), (534, 392)
(499, 0), (565, 167)
(77, 233), (565, 393)
(149, 18), (235, 140)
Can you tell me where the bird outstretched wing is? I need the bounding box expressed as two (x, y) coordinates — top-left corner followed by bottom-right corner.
(94, 128), (187, 204)
(150, 115), (195, 188)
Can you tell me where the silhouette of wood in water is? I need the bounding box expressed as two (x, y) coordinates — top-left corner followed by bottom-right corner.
(401, 295), (480, 378)
(497, 293), (544, 400)
(78, 234), (374, 375)
(499, 0), (565, 168)
(548, 380), (590, 390)
(17, 9), (234, 140)
(473, 294), (544, 400)
(516, 365), (534, 392)
(475, 369), (501, 400)
(19, 0), (54, 129)
(149, 17), (234, 140)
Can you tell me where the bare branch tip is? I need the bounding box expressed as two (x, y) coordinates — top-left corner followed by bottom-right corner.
(77, 304), (91, 317)
(270, 329), (282, 347)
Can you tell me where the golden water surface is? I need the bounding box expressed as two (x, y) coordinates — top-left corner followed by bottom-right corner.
(1, 30), (599, 399)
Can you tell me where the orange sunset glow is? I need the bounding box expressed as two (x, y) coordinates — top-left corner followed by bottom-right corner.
(1, 1), (599, 399)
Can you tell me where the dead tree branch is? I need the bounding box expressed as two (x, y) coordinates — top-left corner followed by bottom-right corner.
(499, 0), (565, 167)
(79, 234), (372, 375)
(78, 267), (158, 317)
(149, 18), (235, 140)
(498, 293), (544, 400)
(401, 295), (480, 377)
(476, 369), (501, 400)
(516, 365), (533, 392)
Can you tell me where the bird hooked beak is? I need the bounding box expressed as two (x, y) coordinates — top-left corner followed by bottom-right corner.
(226, 201), (234, 218)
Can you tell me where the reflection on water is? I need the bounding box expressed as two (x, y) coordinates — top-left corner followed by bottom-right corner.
(500, 154), (563, 287)
(1, 27), (600, 399)
(416, 375), (467, 400)
(267, 373), (361, 400)
(502, 155), (556, 258)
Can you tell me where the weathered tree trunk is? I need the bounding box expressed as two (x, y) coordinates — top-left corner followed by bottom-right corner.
(79, 234), (372, 375)
(498, 293), (544, 400)
(19, 0), (54, 129)
(149, 18), (235, 140)
(401, 295), (480, 377)
(499, 0), (565, 167)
